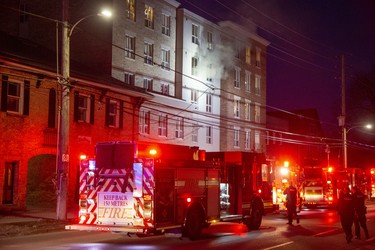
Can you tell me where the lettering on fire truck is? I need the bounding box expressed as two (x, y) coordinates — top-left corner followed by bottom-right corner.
(97, 192), (133, 223)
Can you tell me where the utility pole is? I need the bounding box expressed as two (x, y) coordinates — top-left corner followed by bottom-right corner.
(340, 54), (347, 170)
(57, 0), (70, 220)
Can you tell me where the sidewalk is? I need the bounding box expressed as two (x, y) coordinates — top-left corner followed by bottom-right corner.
(0, 208), (76, 238)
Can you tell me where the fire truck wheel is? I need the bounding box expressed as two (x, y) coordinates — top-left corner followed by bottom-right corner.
(185, 208), (203, 240)
(247, 205), (263, 230)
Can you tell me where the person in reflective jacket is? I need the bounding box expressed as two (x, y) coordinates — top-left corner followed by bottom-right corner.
(337, 186), (355, 243)
(352, 186), (369, 239)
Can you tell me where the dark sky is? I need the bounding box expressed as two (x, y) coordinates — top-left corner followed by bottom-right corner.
(177, 0), (375, 135)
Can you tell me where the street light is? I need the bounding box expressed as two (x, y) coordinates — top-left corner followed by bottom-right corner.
(57, 5), (111, 220)
(343, 123), (373, 169)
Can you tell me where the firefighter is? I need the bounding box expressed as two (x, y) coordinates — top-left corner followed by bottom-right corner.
(337, 186), (355, 243)
(352, 186), (369, 239)
(283, 182), (298, 225)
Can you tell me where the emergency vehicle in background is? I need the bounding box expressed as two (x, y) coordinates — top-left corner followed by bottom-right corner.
(301, 166), (332, 208)
(65, 142), (265, 239)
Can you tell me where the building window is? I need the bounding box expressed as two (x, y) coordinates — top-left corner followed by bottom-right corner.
(234, 68), (240, 88)
(234, 128), (240, 148)
(207, 64), (213, 82)
(107, 99), (119, 127)
(245, 100), (251, 121)
(206, 93), (212, 113)
(126, 0), (136, 21)
(1, 76), (29, 115)
(158, 114), (168, 137)
(207, 31), (213, 50)
(124, 72), (135, 85)
(3, 162), (17, 204)
(144, 42), (153, 65)
(191, 57), (198, 76)
(191, 89), (198, 104)
(125, 35), (135, 59)
(77, 94), (90, 123)
(161, 83), (169, 95)
(161, 48), (170, 70)
(175, 118), (184, 139)
(192, 24), (199, 44)
(255, 75), (261, 95)
(162, 13), (171, 36)
(245, 130), (250, 150)
(245, 71), (251, 92)
(139, 109), (150, 134)
(256, 47), (261, 67)
(143, 78), (153, 91)
(206, 126), (212, 144)
(255, 131), (261, 151)
(192, 123), (199, 143)
(245, 47), (251, 64)
(255, 104), (260, 123)
(234, 96), (240, 118)
(145, 4), (154, 29)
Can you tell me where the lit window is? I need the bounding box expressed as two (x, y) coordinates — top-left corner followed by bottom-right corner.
(126, 0), (136, 21)
(162, 13), (170, 36)
(145, 4), (154, 29)
(144, 42), (153, 65)
(245, 47), (251, 64)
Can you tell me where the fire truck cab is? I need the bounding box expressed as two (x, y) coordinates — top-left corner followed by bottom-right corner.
(65, 142), (264, 239)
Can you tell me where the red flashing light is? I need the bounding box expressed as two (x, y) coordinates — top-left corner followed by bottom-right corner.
(80, 154), (87, 160)
(186, 197), (192, 203)
(258, 189), (262, 194)
(328, 167), (333, 173)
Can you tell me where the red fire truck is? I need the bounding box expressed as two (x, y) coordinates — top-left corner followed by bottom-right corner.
(65, 142), (264, 239)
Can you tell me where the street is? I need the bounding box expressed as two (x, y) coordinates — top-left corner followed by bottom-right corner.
(1, 204), (374, 250)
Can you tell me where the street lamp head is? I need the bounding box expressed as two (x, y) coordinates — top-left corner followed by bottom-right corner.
(98, 9), (112, 18)
(365, 124), (372, 129)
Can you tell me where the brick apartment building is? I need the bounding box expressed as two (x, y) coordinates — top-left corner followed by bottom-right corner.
(0, 0), (269, 212)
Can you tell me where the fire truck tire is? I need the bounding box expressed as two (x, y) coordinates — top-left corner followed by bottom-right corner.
(247, 203), (263, 230)
(185, 207), (203, 240)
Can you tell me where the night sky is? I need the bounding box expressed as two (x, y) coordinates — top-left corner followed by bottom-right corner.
(177, 0), (375, 136)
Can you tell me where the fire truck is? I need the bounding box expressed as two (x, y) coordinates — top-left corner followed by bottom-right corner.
(65, 142), (264, 239)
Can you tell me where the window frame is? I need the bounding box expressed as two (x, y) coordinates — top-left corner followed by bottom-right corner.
(161, 13), (171, 36)
(144, 42), (154, 65)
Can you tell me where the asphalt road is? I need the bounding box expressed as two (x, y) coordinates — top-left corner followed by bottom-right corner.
(1, 204), (374, 250)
